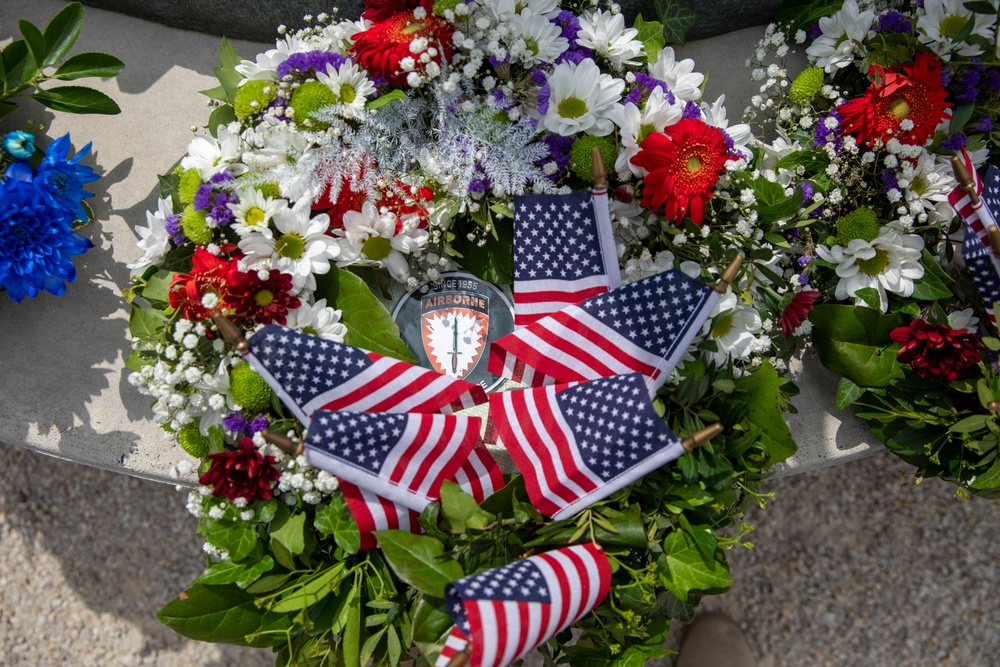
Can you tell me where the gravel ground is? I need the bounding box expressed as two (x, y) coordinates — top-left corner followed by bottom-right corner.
(2, 444), (998, 666)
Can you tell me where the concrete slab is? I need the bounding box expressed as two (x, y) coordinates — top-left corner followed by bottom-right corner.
(0, 1), (880, 485)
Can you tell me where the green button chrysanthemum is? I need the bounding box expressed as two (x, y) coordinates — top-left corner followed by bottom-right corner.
(234, 80), (278, 120)
(228, 362), (273, 413)
(181, 205), (213, 244)
(568, 135), (616, 181)
(789, 66), (824, 105)
(177, 421), (211, 458)
(836, 207), (881, 245)
(177, 167), (203, 204)
(289, 81), (337, 130)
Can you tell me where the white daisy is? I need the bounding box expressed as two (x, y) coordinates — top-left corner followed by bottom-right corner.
(916, 0), (997, 60)
(128, 197), (174, 277)
(805, 0), (875, 72)
(576, 9), (644, 68)
(700, 94), (753, 160)
(335, 201), (428, 281)
(948, 308), (980, 333)
(235, 47), (289, 81)
(482, 0), (560, 21)
(612, 87), (683, 177)
(238, 196), (340, 290)
(702, 291), (763, 366)
(285, 298), (348, 341)
(507, 10), (568, 67)
(539, 58), (625, 137)
(180, 126), (247, 179)
(815, 226), (924, 311)
(193, 360), (238, 436)
(648, 47), (704, 101)
(899, 152), (955, 225)
(315, 61), (376, 119)
(227, 187), (287, 238)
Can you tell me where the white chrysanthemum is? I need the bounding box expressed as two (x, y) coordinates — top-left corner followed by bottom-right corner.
(317, 19), (369, 52)
(948, 308), (980, 333)
(243, 126), (311, 172)
(702, 291), (763, 366)
(759, 133), (803, 186)
(128, 197), (174, 277)
(805, 0), (875, 72)
(540, 58), (624, 137)
(815, 227), (924, 311)
(228, 188), (287, 238)
(576, 9), (644, 68)
(193, 360), (238, 436)
(235, 47), (289, 81)
(648, 47), (704, 101)
(335, 201), (428, 281)
(239, 196), (340, 289)
(507, 10), (568, 66)
(700, 94), (753, 160)
(315, 61), (376, 118)
(180, 126), (247, 179)
(482, 0), (560, 20)
(899, 152), (955, 225)
(285, 298), (348, 341)
(916, 0), (997, 60)
(612, 87), (683, 177)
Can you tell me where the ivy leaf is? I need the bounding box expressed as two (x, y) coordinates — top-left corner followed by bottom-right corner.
(208, 105), (238, 137)
(409, 595), (453, 645)
(128, 305), (167, 341)
(158, 582), (291, 647)
(270, 510), (308, 555)
(965, 1), (999, 12)
(376, 531), (464, 597)
(610, 642), (672, 667)
(809, 304), (905, 387)
(652, 0), (698, 45)
(950, 101), (977, 134)
(210, 37), (243, 104)
(141, 269), (176, 303)
(910, 250), (953, 301)
(835, 376), (865, 410)
(593, 505), (647, 548)
(853, 287), (880, 310)
(633, 15), (666, 62)
(337, 268), (418, 363)
(656, 530), (732, 601)
(438, 480), (495, 533)
(204, 519), (259, 561)
(735, 360), (797, 464)
(314, 494), (361, 555)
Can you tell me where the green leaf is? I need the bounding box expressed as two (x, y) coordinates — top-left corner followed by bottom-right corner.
(204, 520), (259, 561)
(376, 531), (464, 597)
(343, 582), (362, 667)
(337, 268), (418, 363)
(51, 52), (124, 80)
(409, 596), (453, 645)
(656, 530), (731, 601)
(852, 287), (880, 310)
(835, 376), (865, 410)
(774, 0), (845, 31)
(199, 555), (274, 589)
(270, 563), (347, 613)
(735, 360), (797, 463)
(42, 2), (84, 68)
(965, 1), (999, 12)
(141, 269), (176, 303)
(32, 85), (121, 114)
(128, 305), (167, 341)
(774, 149), (830, 174)
(593, 505), (647, 548)
(634, 15), (666, 63)
(950, 101), (977, 134)
(208, 104), (238, 136)
(438, 480), (495, 533)
(972, 457), (1000, 489)
(124, 349), (154, 373)
(653, 0), (698, 45)
(949, 414), (989, 433)
(2, 40), (31, 88)
(18, 19), (48, 71)
(313, 261), (341, 305)
(610, 642), (671, 667)
(212, 37), (244, 104)
(450, 217), (515, 285)
(158, 582), (291, 647)
(753, 177), (804, 224)
(809, 304), (905, 387)
(366, 89), (406, 110)
(910, 250), (953, 301)
(314, 494), (361, 555)
(270, 510), (308, 555)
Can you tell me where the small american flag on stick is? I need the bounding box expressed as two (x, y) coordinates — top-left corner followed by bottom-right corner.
(962, 225), (1000, 329)
(949, 150), (999, 249)
(434, 543), (611, 667)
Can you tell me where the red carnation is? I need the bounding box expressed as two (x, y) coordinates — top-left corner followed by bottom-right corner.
(225, 267), (300, 325)
(199, 437), (281, 503)
(168, 248), (235, 322)
(349, 10), (454, 88)
(889, 319), (984, 382)
(780, 290), (820, 338)
(837, 52), (951, 148)
(631, 118), (736, 226)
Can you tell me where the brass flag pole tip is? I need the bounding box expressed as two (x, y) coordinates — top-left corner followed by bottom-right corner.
(681, 423), (724, 452)
(713, 255), (743, 294)
(445, 646), (471, 667)
(211, 313), (249, 353)
(262, 430), (304, 457)
(591, 145), (608, 191)
(950, 154), (980, 206)
(988, 401), (1000, 412)
(987, 227), (1000, 260)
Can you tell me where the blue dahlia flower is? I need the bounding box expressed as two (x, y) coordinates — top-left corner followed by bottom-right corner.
(32, 133), (99, 222)
(2, 132), (36, 160)
(0, 177), (94, 302)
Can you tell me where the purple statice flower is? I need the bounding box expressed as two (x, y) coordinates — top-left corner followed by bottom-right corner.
(808, 22), (823, 39)
(248, 415), (270, 434)
(681, 100), (701, 119)
(539, 133), (574, 178)
(798, 254), (813, 267)
(267, 96), (291, 123)
(881, 168), (901, 194)
(624, 87), (642, 106)
(875, 10), (912, 34)
(210, 191), (236, 226)
(537, 83), (551, 114)
(277, 50), (349, 78)
(783, 227), (801, 239)
(984, 68), (1000, 93)
(223, 413), (270, 435)
(954, 62), (983, 103)
(941, 64), (953, 87)
(193, 183), (214, 211)
(554, 10), (581, 41)
(489, 53), (511, 69)
(557, 48), (591, 65)
(492, 88), (516, 111)
(977, 116), (994, 132)
(210, 171), (233, 185)
(531, 69), (548, 86)
(165, 213), (184, 244)
(468, 176), (491, 194)
(799, 181), (814, 202)
(941, 133), (968, 150)
(797, 273), (810, 285)
(634, 73), (675, 103)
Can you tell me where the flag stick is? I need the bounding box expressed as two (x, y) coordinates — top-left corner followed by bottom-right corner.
(989, 401), (1000, 412)
(950, 154), (981, 206)
(713, 255), (743, 294)
(262, 429), (305, 457)
(988, 227), (1000, 261)
(445, 645), (471, 667)
(212, 313), (250, 353)
(681, 423), (723, 452)
(592, 146), (608, 191)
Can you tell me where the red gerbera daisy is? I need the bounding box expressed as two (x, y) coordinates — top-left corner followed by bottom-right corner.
(838, 52), (951, 148)
(349, 10), (454, 88)
(630, 118), (736, 226)
(225, 267), (300, 325)
(362, 0), (425, 23)
(780, 290), (820, 338)
(168, 248), (235, 322)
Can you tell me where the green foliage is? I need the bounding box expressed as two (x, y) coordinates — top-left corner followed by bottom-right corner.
(376, 531), (464, 597)
(774, 0), (845, 31)
(634, 15), (666, 62)
(158, 582), (293, 646)
(337, 268), (419, 362)
(809, 305), (904, 387)
(652, 0), (698, 45)
(449, 214), (515, 285)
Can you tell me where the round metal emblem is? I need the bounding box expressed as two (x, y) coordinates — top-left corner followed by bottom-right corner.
(392, 272), (514, 392)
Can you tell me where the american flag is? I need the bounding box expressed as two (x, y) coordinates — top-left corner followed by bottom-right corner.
(513, 189), (620, 327)
(962, 224), (1000, 329)
(949, 150), (999, 245)
(434, 543), (611, 667)
(245, 324), (487, 423)
(340, 445), (504, 551)
(305, 410), (482, 512)
(489, 373), (685, 520)
(489, 269), (720, 394)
